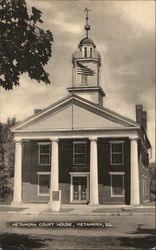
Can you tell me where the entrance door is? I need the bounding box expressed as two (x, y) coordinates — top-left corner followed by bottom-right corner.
(73, 177), (87, 202)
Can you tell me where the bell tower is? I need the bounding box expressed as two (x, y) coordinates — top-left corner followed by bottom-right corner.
(68, 8), (105, 106)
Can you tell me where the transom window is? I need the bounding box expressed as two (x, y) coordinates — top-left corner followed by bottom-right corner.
(110, 173), (125, 197)
(38, 143), (51, 165)
(73, 141), (87, 165)
(38, 173), (50, 196)
(110, 141), (124, 165)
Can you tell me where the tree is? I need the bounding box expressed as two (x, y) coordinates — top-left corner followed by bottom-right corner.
(0, 117), (16, 200)
(0, 0), (53, 90)
(149, 162), (156, 201)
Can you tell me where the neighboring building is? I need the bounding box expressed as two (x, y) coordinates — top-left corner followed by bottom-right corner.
(12, 11), (151, 206)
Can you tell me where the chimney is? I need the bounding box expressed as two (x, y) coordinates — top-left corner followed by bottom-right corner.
(135, 104), (143, 124)
(34, 109), (42, 114)
(142, 111), (147, 131)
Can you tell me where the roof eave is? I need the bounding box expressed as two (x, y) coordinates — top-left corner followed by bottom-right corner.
(12, 94), (140, 132)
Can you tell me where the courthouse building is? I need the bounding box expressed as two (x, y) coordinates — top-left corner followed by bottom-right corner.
(12, 12), (151, 206)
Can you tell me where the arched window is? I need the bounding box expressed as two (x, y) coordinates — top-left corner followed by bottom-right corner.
(84, 47), (87, 57)
(90, 47), (92, 58)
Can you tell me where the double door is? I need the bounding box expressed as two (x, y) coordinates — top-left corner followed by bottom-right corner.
(73, 176), (88, 202)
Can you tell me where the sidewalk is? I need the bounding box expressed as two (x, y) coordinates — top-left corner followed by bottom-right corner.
(0, 203), (155, 216)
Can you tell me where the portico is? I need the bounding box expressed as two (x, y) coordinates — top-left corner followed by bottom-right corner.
(12, 129), (141, 207)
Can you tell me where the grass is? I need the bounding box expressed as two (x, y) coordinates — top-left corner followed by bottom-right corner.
(41, 208), (74, 214)
(0, 233), (155, 249)
(93, 206), (155, 214)
(0, 207), (26, 212)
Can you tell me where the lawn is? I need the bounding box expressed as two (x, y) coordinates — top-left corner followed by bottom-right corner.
(0, 207), (27, 212)
(0, 233), (155, 249)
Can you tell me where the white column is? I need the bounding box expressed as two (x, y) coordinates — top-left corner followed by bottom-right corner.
(50, 138), (61, 211)
(89, 137), (99, 205)
(12, 140), (22, 204)
(130, 137), (140, 205)
(50, 138), (59, 196)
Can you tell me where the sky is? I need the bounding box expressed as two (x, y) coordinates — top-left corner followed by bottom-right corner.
(0, 0), (155, 161)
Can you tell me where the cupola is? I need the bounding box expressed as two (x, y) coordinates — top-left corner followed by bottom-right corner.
(68, 8), (105, 106)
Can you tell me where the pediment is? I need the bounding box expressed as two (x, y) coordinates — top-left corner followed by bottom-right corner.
(73, 104), (131, 129)
(12, 95), (139, 132)
(20, 104), (73, 130)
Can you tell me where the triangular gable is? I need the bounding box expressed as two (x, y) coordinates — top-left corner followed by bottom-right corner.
(12, 95), (139, 132)
(21, 104), (73, 130)
(12, 95), (73, 131)
(73, 104), (130, 129)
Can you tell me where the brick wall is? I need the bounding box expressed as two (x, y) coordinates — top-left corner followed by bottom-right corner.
(22, 138), (131, 204)
(22, 141), (50, 203)
(98, 138), (130, 205)
(138, 141), (150, 203)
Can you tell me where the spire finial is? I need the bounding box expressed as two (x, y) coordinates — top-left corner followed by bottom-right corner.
(84, 8), (91, 38)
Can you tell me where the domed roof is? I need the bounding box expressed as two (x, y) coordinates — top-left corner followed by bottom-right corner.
(79, 37), (96, 48)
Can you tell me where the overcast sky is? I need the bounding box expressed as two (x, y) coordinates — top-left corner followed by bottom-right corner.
(0, 0), (155, 161)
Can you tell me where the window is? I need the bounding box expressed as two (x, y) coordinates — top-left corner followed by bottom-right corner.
(90, 47), (92, 57)
(110, 141), (124, 165)
(110, 173), (125, 197)
(81, 74), (87, 85)
(38, 173), (50, 196)
(84, 47), (87, 57)
(143, 177), (148, 196)
(143, 177), (145, 196)
(73, 141), (87, 165)
(38, 143), (51, 165)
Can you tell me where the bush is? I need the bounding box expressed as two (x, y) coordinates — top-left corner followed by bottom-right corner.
(0, 118), (15, 201)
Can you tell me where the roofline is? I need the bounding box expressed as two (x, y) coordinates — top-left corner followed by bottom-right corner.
(13, 127), (139, 133)
(73, 95), (140, 128)
(11, 94), (73, 131)
(78, 37), (96, 48)
(12, 94), (140, 132)
(67, 86), (105, 97)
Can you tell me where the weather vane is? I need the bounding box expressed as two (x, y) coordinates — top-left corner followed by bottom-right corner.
(84, 8), (91, 38)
